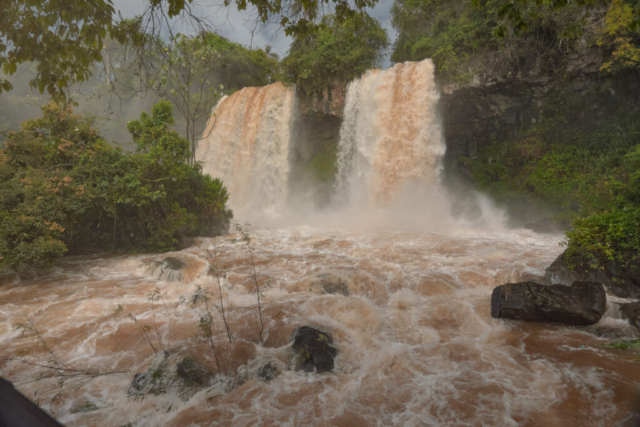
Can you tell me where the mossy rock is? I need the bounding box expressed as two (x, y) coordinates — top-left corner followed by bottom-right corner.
(291, 326), (338, 373)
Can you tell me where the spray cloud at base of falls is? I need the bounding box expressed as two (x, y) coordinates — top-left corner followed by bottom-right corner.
(195, 82), (295, 217)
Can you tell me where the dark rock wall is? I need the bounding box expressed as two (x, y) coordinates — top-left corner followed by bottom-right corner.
(438, 55), (640, 184)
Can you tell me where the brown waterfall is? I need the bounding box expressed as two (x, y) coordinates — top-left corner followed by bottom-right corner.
(196, 82), (295, 213)
(336, 59), (445, 205)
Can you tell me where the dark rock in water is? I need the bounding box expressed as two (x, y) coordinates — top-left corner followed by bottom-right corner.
(147, 257), (185, 282)
(162, 257), (185, 271)
(128, 352), (170, 396)
(524, 217), (568, 234)
(176, 357), (214, 386)
(258, 362), (278, 381)
(303, 269), (378, 297)
(620, 302), (640, 329)
(291, 326), (337, 373)
(314, 271), (350, 296)
(129, 372), (149, 392)
(545, 250), (640, 298)
(128, 352), (215, 400)
(491, 281), (606, 325)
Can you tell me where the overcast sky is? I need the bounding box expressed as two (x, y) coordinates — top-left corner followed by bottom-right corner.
(111, 0), (397, 67)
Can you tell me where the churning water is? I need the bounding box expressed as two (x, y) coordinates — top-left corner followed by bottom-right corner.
(1, 60), (639, 426)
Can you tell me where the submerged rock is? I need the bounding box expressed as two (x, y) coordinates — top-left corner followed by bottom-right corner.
(176, 356), (215, 386)
(310, 270), (350, 296)
(128, 352), (216, 400)
(147, 257), (186, 283)
(491, 281), (606, 325)
(545, 250), (640, 298)
(619, 301), (640, 329)
(291, 326), (337, 373)
(258, 362), (279, 381)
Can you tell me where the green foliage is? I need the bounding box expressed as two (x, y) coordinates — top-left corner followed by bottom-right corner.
(0, 0), (125, 101)
(602, 338), (640, 360)
(563, 140), (640, 271)
(565, 204), (640, 269)
(598, 0), (640, 73)
(391, 0), (639, 83)
(203, 35), (282, 93)
(0, 102), (231, 273)
(0, 0), (381, 101)
(391, 0), (497, 82)
(464, 81), (640, 271)
(465, 84), (640, 217)
(602, 339), (640, 350)
(283, 14), (388, 98)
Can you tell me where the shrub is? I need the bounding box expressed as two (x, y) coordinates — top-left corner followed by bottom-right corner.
(0, 101), (232, 272)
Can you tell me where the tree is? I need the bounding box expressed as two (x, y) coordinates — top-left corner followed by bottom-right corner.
(130, 33), (223, 164)
(0, 0), (379, 102)
(0, 101), (232, 272)
(0, 0), (127, 101)
(283, 13), (388, 99)
(391, 0), (640, 82)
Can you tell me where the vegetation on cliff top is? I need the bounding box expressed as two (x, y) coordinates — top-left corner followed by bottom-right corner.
(282, 13), (389, 99)
(0, 101), (231, 272)
(391, 0), (640, 83)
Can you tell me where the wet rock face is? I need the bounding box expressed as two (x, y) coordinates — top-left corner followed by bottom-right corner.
(491, 281), (606, 326)
(291, 326), (338, 373)
(147, 257), (185, 283)
(620, 302), (640, 329)
(545, 250), (640, 298)
(128, 352), (215, 400)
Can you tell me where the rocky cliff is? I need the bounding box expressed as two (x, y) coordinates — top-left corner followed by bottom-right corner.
(438, 46), (640, 184)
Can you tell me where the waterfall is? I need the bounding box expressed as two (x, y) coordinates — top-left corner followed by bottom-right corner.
(335, 59), (445, 207)
(196, 82), (296, 213)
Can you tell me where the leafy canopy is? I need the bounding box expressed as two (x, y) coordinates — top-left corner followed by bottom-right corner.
(391, 0), (640, 83)
(0, 101), (231, 272)
(283, 13), (388, 98)
(0, 0), (379, 101)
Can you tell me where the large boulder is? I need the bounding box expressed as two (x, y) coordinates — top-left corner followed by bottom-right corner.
(491, 281), (606, 325)
(291, 326), (338, 373)
(545, 250), (640, 298)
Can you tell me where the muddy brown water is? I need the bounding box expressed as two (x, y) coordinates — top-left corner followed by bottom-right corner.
(1, 227), (639, 426)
